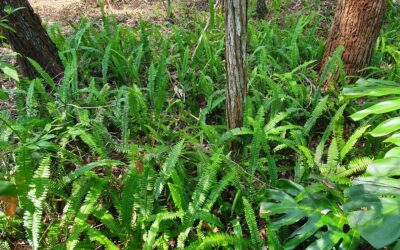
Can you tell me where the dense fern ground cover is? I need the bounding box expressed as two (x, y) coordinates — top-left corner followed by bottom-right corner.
(1, 1), (400, 249)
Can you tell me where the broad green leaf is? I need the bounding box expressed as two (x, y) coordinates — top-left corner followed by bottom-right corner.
(343, 79), (400, 97)
(2, 66), (19, 82)
(384, 133), (400, 146)
(345, 154), (400, 248)
(367, 157), (400, 177)
(345, 189), (400, 249)
(261, 180), (353, 249)
(385, 147), (400, 158)
(351, 177), (400, 196)
(370, 117), (400, 137)
(350, 99), (400, 121)
(343, 86), (400, 97)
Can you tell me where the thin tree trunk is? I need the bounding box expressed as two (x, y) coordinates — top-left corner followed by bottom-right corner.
(320, 0), (387, 87)
(224, 0), (247, 129)
(0, 0), (63, 81)
(256, 0), (267, 18)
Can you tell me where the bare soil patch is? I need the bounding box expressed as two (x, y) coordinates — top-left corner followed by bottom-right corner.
(30, 0), (165, 27)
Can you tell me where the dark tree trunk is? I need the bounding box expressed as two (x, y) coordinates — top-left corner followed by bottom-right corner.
(0, 0), (63, 81)
(321, 0), (387, 88)
(256, 0), (267, 18)
(224, 0), (247, 129)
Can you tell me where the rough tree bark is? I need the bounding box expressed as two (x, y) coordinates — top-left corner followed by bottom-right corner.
(224, 0), (247, 129)
(256, 0), (267, 18)
(321, 0), (387, 87)
(0, 0), (63, 81)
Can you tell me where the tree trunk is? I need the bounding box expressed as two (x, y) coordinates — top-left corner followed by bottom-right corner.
(224, 0), (247, 129)
(320, 0), (387, 87)
(256, 0), (267, 18)
(0, 0), (63, 81)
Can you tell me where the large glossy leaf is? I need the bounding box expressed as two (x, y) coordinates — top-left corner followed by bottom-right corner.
(1, 66), (19, 82)
(384, 133), (400, 146)
(350, 99), (400, 121)
(370, 117), (400, 137)
(385, 147), (400, 158)
(343, 79), (400, 97)
(345, 185), (400, 249)
(260, 180), (357, 250)
(366, 157), (400, 177)
(345, 157), (400, 248)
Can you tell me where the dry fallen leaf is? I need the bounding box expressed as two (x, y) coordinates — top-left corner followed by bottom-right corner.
(0, 195), (19, 217)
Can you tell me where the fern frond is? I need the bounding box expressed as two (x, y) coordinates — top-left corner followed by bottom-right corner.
(147, 62), (157, 106)
(73, 128), (108, 159)
(168, 182), (185, 211)
(27, 58), (56, 90)
(93, 208), (125, 240)
(196, 209), (223, 227)
(315, 104), (346, 163)
(243, 197), (263, 249)
(67, 178), (106, 250)
(192, 150), (222, 210)
(102, 44), (112, 85)
(23, 155), (51, 250)
(26, 81), (36, 117)
(15, 146), (34, 209)
(340, 125), (370, 159)
(120, 165), (139, 231)
(304, 96), (328, 135)
(267, 224), (282, 250)
(185, 233), (248, 250)
(154, 140), (185, 199)
(143, 212), (183, 250)
(250, 107), (265, 174)
(326, 138), (339, 173)
(87, 227), (120, 250)
(204, 171), (236, 210)
(337, 157), (372, 178)
(136, 163), (156, 217)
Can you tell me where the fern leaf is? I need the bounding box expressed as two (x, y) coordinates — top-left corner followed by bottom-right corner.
(102, 44), (112, 85)
(154, 140), (185, 199)
(340, 125), (370, 159)
(315, 104), (346, 163)
(27, 58), (57, 90)
(93, 209), (125, 240)
(185, 233), (248, 250)
(326, 138), (339, 173)
(23, 155), (51, 250)
(250, 107), (265, 174)
(15, 146), (34, 209)
(67, 178), (106, 250)
(120, 165), (139, 231)
(304, 96), (328, 135)
(267, 224), (282, 250)
(143, 212), (183, 250)
(336, 157), (372, 178)
(87, 227), (120, 250)
(243, 197), (263, 249)
(204, 171), (236, 210)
